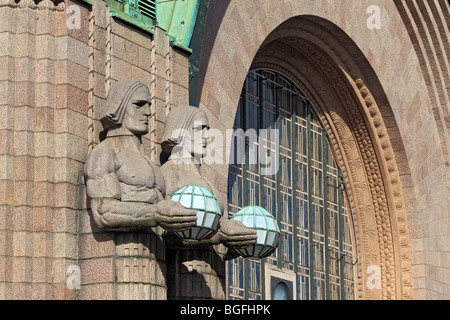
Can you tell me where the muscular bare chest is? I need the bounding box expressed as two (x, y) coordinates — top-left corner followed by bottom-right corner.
(116, 150), (156, 188)
(114, 149), (165, 203)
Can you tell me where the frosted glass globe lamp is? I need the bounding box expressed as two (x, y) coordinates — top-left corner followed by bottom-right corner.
(231, 206), (281, 258)
(170, 185), (222, 240)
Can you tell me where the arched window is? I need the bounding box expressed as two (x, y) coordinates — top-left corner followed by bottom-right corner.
(273, 282), (290, 300)
(227, 69), (358, 300)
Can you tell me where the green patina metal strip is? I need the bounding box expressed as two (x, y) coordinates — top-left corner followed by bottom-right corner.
(109, 10), (156, 35)
(189, 0), (210, 106)
(184, 0), (200, 48)
(157, 0), (199, 52)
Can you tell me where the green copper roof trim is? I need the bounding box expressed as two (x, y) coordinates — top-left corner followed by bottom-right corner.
(184, 0), (200, 47)
(157, 0), (199, 51)
(188, 0), (211, 106)
(109, 10), (156, 35)
(168, 36), (193, 54)
(105, 1), (156, 35)
(103, 1), (198, 53)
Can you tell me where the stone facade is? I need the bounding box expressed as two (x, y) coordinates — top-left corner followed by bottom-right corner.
(0, 0), (448, 300)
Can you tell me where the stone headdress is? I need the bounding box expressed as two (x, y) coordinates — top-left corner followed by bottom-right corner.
(100, 80), (146, 131)
(161, 106), (205, 156)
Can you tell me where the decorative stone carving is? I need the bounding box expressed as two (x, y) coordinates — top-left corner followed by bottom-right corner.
(0, 0), (65, 10)
(160, 106), (257, 256)
(84, 80), (197, 232)
(250, 18), (413, 298)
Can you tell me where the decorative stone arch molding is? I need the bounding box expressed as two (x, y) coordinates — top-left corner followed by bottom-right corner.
(0, 0), (65, 10)
(251, 16), (413, 300)
(197, 1), (424, 300)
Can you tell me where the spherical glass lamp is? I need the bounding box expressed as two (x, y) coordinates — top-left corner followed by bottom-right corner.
(170, 184), (222, 240)
(231, 206), (280, 258)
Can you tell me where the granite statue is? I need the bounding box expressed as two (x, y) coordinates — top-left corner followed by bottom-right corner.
(160, 106), (257, 253)
(84, 80), (197, 232)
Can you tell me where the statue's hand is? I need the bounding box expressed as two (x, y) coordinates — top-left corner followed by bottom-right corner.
(155, 200), (197, 232)
(213, 219), (257, 249)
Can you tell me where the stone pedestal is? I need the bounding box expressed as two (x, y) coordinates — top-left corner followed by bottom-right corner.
(115, 230), (167, 300)
(167, 247), (226, 300)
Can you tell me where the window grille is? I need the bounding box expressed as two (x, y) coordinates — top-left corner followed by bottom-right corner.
(138, 0), (157, 20)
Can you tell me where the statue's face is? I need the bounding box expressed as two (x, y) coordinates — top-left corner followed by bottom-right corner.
(122, 86), (152, 136)
(188, 112), (210, 159)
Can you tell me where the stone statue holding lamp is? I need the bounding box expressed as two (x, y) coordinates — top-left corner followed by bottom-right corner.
(160, 105), (258, 253)
(84, 80), (197, 232)
(84, 80), (257, 254)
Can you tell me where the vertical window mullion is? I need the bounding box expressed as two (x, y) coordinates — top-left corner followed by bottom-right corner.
(306, 101), (314, 299)
(258, 75), (264, 210)
(323, 130), (329, 300)
(275, 73), (282, 269)
(258, 73), (266, 299)
(338, 169), (345, 299)
(292, 95), (300, 299)
(242, 76), (249, 301)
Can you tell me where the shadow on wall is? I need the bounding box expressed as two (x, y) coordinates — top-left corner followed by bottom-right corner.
(190, 0), (231, 106)
(167, 247), (226, 300)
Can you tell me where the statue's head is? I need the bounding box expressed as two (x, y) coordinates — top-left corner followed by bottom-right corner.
(161, 106), (210, 163)
(100, 80), (152, 136)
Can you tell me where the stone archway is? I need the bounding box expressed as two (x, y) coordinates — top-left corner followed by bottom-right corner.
(248, 16), (414, 300)
(198, 12), (415, 300)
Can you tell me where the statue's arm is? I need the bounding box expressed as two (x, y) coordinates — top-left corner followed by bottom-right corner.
(160, 163), (257, 254)
(88, 197), (160, 230)
(166, 216), (257, 260)
(88, 191), (197, 232)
